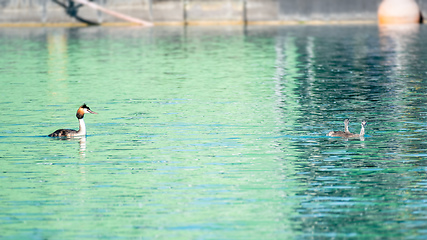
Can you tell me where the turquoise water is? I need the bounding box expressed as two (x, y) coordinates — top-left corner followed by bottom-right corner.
(1, 24), (427, 239)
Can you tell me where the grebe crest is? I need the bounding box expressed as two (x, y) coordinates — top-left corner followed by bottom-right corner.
(48, 104), (98, 138)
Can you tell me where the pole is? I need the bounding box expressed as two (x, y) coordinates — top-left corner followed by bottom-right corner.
(72, 0), (153, 26)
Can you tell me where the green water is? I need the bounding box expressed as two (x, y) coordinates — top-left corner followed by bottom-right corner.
(1, 25), (427, 239)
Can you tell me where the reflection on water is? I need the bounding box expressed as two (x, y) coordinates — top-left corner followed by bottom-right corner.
(49, 136), (87, 158)
(0, 25), (427, 239)
(379, 24), (420, 79)
(79, 136), (86, 157)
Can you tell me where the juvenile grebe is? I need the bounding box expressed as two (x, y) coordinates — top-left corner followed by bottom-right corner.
(342, 120), (367, 138)
(327, 119), (350, 137)
(48, 104), (98, 138)
(328, 120), (367, 138)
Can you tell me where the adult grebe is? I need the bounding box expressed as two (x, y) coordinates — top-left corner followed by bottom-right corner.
(327, 119), (350, 137)
(48, 104), (98, 138)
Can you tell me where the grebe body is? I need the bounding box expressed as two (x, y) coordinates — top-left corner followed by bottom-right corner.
(327, 119), (350, 137)
(49, 104), (97, 138)
(341, 121), (367, 138)
(328, 120), (367, 138)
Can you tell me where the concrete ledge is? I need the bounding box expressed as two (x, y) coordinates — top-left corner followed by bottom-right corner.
(0, 0), (426, 25)
(0, 20), (385, 28)
(186, 0), (243, 21)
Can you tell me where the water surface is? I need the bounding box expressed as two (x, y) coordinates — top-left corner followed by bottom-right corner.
(1, 24), (427, 239)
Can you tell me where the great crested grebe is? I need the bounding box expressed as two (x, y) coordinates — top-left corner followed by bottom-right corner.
(327, 119), (350, 137)
(48, 104), (98, 138)
(328, 120), (367, 138)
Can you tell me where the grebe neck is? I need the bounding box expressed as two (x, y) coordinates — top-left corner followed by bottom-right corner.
(76, 118), (86, 136)
(359, 124), (365, 136)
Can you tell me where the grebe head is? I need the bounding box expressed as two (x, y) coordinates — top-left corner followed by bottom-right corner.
(344, 119), (350, 124)
(76, 104), (98, 119)
(361, 120), (367, 127)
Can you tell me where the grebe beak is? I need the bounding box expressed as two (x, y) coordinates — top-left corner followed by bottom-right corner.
(88, 109), (98, 114)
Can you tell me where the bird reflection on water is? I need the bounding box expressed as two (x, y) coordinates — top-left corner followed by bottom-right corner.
(50, 136), (87, 158)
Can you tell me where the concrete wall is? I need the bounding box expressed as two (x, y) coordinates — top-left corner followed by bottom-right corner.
(0, 0), (426, 25)
(277, 0), (382, 21)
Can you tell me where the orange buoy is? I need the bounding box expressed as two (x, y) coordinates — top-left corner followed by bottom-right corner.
(378, 0), (423, 24)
